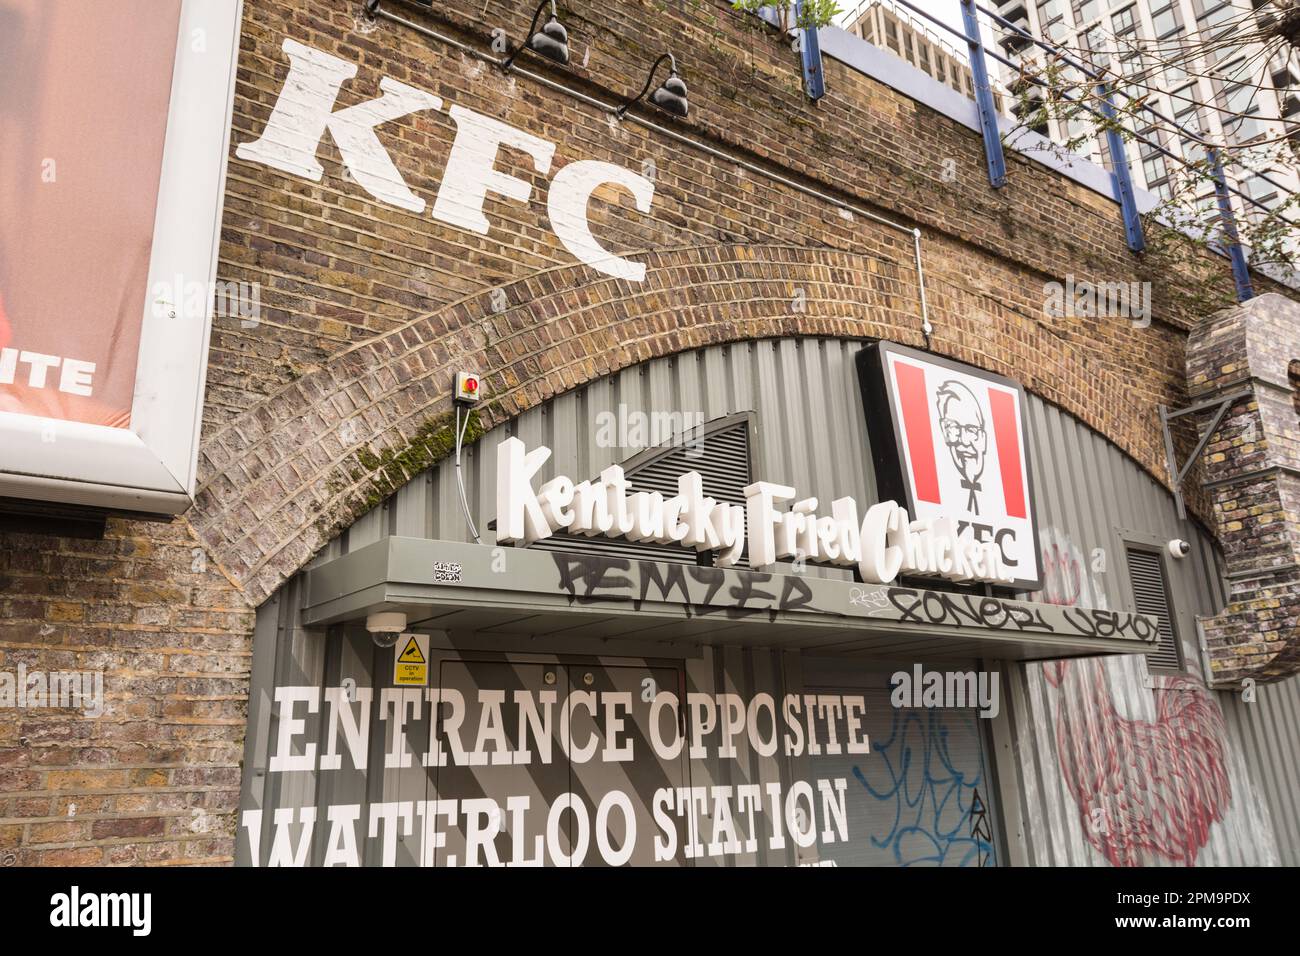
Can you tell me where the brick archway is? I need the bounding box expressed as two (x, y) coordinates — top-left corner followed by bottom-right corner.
(188, 242), (1162, 606)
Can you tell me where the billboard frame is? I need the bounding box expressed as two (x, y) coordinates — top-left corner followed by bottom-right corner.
(0, 0), (243, 515)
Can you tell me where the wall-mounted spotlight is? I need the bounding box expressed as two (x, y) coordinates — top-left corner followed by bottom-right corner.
(616, 53), (688, 120)
(501, 0), (570, 71)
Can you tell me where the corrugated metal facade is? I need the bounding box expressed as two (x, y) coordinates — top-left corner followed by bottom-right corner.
(246, 337), (1295, 866)
(1219, 675), (1300, 866)
(1005, 391), (1280, 866)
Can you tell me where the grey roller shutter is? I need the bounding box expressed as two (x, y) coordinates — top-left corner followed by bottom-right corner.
(1126, 546), (1182, 670)
(804, 675), (1000, 867)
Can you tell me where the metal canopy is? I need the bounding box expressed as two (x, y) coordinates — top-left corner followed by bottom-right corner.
(303, 537), (1160, 663)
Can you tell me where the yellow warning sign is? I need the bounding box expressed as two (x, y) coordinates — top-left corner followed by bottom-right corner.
(397, 637), (425, 664)
(393, 633), (429, 686)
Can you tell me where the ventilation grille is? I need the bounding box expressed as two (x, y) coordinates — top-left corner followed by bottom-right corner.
(529, 419), (752, 566)
(1126, 546), (1182, 670)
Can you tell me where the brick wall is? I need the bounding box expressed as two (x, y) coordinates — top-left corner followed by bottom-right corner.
(1188, 293), (1300, 687)
(0, 0), (1285, 864)
(0, 518), (251, 864)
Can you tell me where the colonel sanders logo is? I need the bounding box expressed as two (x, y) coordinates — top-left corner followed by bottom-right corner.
(864, 341), (1043, 590)
(935, 380), (987, 514)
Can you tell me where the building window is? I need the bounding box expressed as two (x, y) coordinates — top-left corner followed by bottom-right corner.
(1289, 359), (1300, 416)
(1150, 0), (1184, 38)
(1142, 160), (1172, 198)
(1077, 24), (1111, 69)
(1037, 0), (1070, 41)
(1162, 59), (1190, 86)
(1239, 173), (1281, 227)
(1197, 0), (1243, 39)
(1118, 50), (1152, 103)
(1174, 94), (1207, 164)
(1066, 113), (1092, 147)
(1072, 0), (1101, 26)
(1194, 190), (1221, 229)
(1219, 68), (1265, 143)
(1126, 545), (1184, 671)
(1240, 173), (1278, 204)
(1111, 4), (1139, 36)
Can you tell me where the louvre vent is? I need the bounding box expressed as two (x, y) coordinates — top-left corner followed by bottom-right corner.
(530, 417), (752, 566)
(1126, 546), (1182, 670)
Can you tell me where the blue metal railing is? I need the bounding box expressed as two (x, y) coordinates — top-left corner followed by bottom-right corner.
(795, 1), (828, 100)
(873, 0), (1299, 296)
(960, 0), (1008, 188)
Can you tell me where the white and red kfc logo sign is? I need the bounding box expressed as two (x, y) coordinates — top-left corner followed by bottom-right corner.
(862, 343), (1043, 590)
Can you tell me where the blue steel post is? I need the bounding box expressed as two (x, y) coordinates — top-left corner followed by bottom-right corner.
(794, 1), (826, 101)
(1208, 147), (1254, 302)
(959, 0), (1006, 187)
(1096, 83), (1145, 252)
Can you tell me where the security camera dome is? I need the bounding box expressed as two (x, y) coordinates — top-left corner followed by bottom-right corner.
(366, 611), (407, 646)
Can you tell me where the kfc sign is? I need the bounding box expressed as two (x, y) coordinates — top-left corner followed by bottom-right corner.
(858, 343), (1043, 591)
(495, 437), (1016, 587)
(236, 38), (655, 283)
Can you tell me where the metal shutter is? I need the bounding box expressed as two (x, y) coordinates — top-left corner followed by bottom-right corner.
(529, 418), (751, 566)
(806, 678), (999, 867)
(1126, 546), (1182, 670)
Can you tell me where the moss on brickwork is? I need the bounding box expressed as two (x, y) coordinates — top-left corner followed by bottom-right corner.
(353, 406), (490, 512)
(307, 409), (494, 546)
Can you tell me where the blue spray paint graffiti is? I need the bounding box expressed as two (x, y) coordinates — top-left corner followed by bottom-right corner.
(852, 704), (996, 867)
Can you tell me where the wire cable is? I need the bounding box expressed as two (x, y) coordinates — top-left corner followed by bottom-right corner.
(454, 404), (482, 544)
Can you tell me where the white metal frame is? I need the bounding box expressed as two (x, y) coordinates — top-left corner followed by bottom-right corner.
(0, 0), (243, 514)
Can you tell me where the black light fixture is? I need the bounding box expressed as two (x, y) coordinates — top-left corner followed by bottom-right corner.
(616, 53), (688, 119)
(501, 0), (570, 71)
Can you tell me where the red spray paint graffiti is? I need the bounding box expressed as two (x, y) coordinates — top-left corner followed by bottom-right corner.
(1039, 530), (1230, 867)
(1040, 539), (1085, 607)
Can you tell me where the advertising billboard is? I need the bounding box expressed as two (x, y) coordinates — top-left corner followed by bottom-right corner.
(0, 0), (242, 513)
